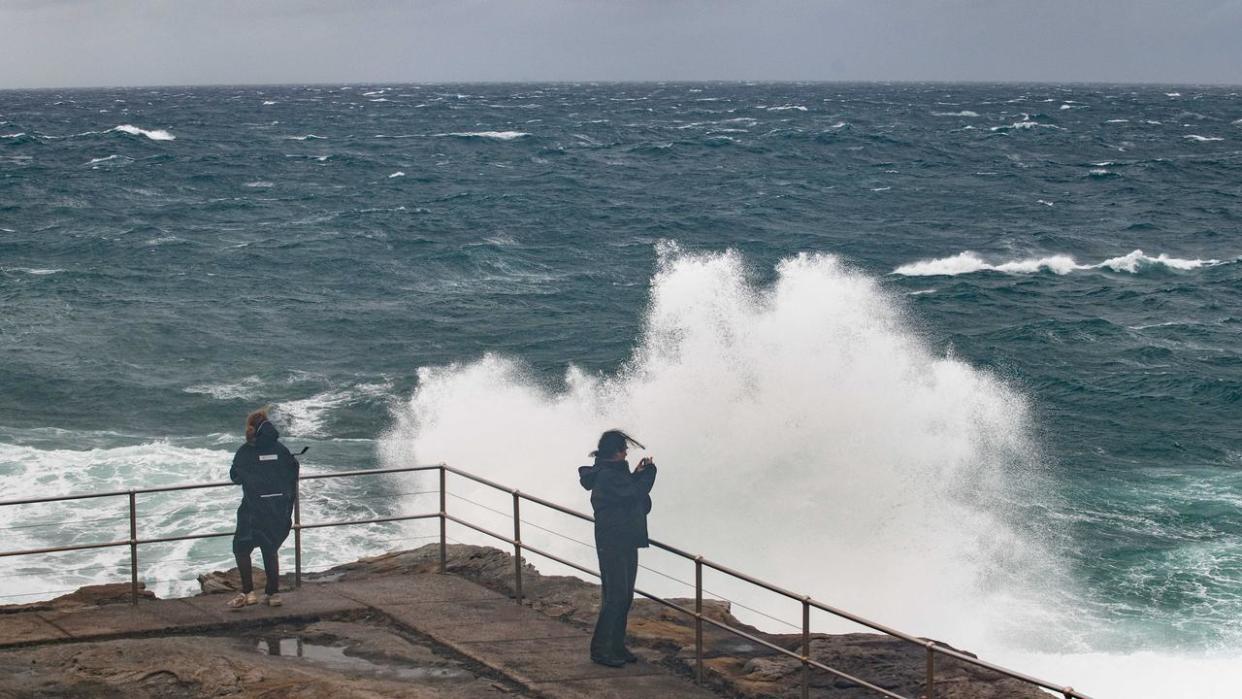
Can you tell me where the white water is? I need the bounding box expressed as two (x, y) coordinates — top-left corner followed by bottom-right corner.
(378, 246), (1242, 698)
(0, 432), (411, 601)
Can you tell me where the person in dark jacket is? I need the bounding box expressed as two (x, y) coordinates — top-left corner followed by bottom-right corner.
(578, 429), (657, 667)
(227, 408), (300, 609)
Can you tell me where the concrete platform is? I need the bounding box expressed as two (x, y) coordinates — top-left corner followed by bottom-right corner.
(179, 585), (365, 624)
(0, 573), (718, 698)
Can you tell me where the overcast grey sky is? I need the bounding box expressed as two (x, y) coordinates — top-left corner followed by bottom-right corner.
(1, 0), (1240, 89)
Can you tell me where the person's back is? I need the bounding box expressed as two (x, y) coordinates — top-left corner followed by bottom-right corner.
(231, 419), (299, 542)
(227, 409), (299, 610)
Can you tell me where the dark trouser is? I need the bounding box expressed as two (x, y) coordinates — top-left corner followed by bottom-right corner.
(233, 537), (280, 595)
(591, 545), (638, 661)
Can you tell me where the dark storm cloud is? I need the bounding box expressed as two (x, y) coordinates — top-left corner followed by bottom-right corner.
(1, 0), (1239, 88)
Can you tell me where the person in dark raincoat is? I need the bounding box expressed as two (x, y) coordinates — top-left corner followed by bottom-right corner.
(578, 429), (657, 667)
(227, 409), (299, 609)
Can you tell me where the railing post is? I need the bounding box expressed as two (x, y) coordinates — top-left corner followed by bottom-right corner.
(128, 490), (138, 605)
(293, 485), (302, 589)
(439, 465), (447, 573)
(925, 641), (937, 699)
(512, 490), (523, 605)
(695, 556), (704, 685)
(1062, 688), (1075, 699)
(801, 596), (811, 699)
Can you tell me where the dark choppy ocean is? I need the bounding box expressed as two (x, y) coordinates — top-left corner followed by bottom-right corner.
(1, 83), (1239, 696)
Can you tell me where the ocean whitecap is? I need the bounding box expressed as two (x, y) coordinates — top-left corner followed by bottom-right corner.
(441, 131), (530, 140)
(893, 250), (1223, 277)
(110, 124), (175, 141)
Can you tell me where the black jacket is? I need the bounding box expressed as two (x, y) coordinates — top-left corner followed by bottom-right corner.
(230, 421), (300, 548)
(578, 458), (657, 549)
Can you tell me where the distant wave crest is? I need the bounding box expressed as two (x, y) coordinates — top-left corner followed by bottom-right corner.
(441, 131), (530, 140)
(893, 250), (1228, 277)
(111, 124), (176, 141)
(2, 267), (63, 276)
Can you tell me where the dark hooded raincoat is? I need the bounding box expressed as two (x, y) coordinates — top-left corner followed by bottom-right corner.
(230, 421), (299, 550)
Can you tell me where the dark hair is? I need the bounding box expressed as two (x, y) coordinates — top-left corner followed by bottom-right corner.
(589, 429), (646, 458)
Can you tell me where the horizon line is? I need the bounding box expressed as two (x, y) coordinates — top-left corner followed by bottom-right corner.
(3, 78), (1242, 92)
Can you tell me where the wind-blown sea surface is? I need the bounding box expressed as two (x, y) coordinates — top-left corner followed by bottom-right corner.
(1, 82), (1239, 696)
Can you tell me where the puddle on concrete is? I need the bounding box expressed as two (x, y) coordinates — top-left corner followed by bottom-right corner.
(251, 636), (470, 681)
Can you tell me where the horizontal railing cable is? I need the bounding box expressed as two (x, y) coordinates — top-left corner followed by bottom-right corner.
(0, 587), (84, 600)
(0, 464), (444, 508)
(0, 514), (132, 531)
(0, 491), (438, 535)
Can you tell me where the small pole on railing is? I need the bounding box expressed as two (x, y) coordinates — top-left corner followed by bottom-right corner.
(439, 465), (447, 573)
(128, 490), (138, 605)
(925, 641), (937, 699)
(801, 596), (811, 699)
(293, 485), (302, 589)
(1062, 688), (1076, 699)
(512, 490), (523, 605)
(695, 556), (704, 685)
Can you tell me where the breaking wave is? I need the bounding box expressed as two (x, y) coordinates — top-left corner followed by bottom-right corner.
(110, 124), (176, 141)
(381, 245), (1065, 650)
(893, 250), (1228, 277)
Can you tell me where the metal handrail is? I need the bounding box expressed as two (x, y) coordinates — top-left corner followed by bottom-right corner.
(441, 464), (1089, 699)
(0, 463), (1090, 699)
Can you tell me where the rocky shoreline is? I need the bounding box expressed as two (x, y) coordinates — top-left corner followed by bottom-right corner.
(1, 544), (1047, 698)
